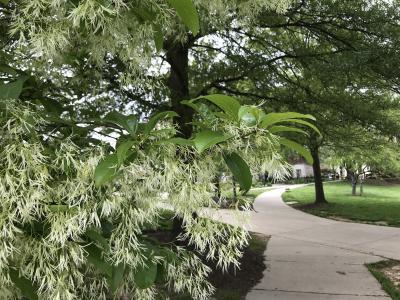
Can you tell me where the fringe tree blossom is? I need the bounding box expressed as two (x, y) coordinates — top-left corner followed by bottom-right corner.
(10, 0), (293, 81)
(0, 100), (293, 299)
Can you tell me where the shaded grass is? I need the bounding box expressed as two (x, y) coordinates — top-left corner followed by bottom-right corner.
(246, 188), (274, 198)
(224, 187), (273, 209)
(367, 260), (400, 300)
(282, 182), (400, 227)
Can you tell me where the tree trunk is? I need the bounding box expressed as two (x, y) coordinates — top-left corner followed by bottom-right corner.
(352, 181), (357, 195)
(263, 171), (268, 186)
(213, 174), (221, 200)
(311, 146), (327, 204)
(350, 173), (358, 196)
(165, 39), (196, 240)
(232, 177), (237, 201)
(165, 40), (193, 138)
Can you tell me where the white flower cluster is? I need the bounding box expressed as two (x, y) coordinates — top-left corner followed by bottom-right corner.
(11, 0), (170, 79)
(10, 0), (292, 81)
(0, 102), (256, 299)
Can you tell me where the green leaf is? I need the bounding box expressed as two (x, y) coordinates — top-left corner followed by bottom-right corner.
(9, 269), (38, 300)
(268, 125), (309, 135)
(104, 111), (126, 126)
(167, 0), (200, 35)
(19, 220), (50, 239)
(0, 77), (27, 100)
(279, 137), (313, 164)
(132, 6), (157, 22)
(153, 24), (164, 51)
(39, 98), (64, 116)
(181, 99), (201, 112)
(0, 64), (18, 75)
(104, 111), (138, 136)
(125, 115), (139, 135)
(144, 111), (178, 135)
(116, 140), (136, 165)
(48, 205), (69, 213)
(155, 263), (167, 284)
(238, 106), (261, 126)
(281, 118), (321, 136)
(195, 94), (241, 121)
(101, 220), (113, 238)
(161, 137), (195, 146)
(94, 154), (119, 186)
(85, 244), (113, 277)
(260, 112), (316, 128)
(109, 264), (125, 293)
(86, 228), (109, 251)
(193, 130), (231, 153)
(223, 152), (252, 193)
(0, 0), (9, 5)
(134, 261), (157, 289)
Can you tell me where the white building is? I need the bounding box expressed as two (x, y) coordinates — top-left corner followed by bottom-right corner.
(290, 159), (314, 178)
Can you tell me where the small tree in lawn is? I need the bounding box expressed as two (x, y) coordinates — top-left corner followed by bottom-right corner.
(323, 125), (400, 196)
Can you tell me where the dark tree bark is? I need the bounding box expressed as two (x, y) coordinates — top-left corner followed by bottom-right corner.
(352, 181), (357, 195)
(232, 177), (237, 201)
(213, 174), (221, 200)
(165, 39), (197, 240)
(263, 171), (269, 186)
(310, 145), (327, 204)
(347, 169), (358, 196)
(351, 175), (357, 195)
(165, 39), (194, 138)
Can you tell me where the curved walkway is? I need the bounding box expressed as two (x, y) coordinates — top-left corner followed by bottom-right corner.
(244, 186), (400, 299)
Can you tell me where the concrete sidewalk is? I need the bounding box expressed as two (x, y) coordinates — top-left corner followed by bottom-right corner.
(243, 186), (400, 299)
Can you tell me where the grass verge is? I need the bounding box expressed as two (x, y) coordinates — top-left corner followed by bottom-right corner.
(367, 260), (400, 300)
(224, 187), (273, 209)
(283, 181), (400, 227)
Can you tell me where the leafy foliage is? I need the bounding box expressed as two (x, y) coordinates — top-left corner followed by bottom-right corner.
(8, 269), (38, 300)
(167, 0), (200, 35)
(223, 152), (253, 193)
(0, 92), (315, 299)
(0, 77), (26, 100)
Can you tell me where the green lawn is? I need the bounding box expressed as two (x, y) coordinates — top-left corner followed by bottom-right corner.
(246, 187), (273, 198)
(283, 182), (400, 227)
(220, 185), (273, 208)
(367, 260), (400, 300)
(233, 187), (272, 208)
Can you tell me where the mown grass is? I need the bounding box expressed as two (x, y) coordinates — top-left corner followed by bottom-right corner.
(223, 187), (273, 209)
(282, 181), (400, 227)
(367, 260), (400, 300)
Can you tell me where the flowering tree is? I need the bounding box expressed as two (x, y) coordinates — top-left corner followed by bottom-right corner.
(0, 1), (321, 299)
(0, 81), (317, 299)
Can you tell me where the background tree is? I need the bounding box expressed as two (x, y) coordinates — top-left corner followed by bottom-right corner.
(323, 125), (400, 196)
(184, 0), (400, 204)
